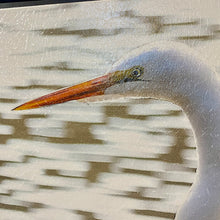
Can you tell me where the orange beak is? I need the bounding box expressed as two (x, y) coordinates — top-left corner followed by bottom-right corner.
(13, 71), (124, 111)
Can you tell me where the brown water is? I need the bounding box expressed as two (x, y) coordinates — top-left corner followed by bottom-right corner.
(0, 0), (220, 219)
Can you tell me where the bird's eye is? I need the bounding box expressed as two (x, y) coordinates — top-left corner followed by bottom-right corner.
(131, 67), (143, 79)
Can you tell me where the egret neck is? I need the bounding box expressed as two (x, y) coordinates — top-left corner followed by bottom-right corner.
(13, 42), (220, 220)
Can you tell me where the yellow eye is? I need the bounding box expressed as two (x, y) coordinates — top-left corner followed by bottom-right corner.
(131, 66), (144, 78)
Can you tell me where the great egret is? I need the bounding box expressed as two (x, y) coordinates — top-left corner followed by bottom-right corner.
(13, 42), (220, 220)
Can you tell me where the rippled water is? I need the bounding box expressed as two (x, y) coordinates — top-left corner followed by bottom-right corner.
(0, 0), (220, 219)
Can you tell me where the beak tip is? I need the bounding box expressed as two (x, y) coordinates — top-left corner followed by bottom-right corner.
(12, 106), (23, 111)
(12, 104), (33, 111)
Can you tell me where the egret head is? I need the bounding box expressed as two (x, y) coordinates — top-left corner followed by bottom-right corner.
(13, 42), (205, 110)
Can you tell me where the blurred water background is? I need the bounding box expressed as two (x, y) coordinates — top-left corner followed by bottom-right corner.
(0, 0), (220, 219)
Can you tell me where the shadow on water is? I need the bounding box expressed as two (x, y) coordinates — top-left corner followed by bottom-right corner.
(134, 209), (175, 219)
(76, 210), (100, 220)
(37, 27), (133, 37)
(29, 61), (85, 72)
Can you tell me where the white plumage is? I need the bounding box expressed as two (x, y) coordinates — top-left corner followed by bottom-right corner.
(14, 41), (220, 219)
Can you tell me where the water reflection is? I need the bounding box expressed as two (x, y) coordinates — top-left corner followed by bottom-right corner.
(0, 0), (219, 219)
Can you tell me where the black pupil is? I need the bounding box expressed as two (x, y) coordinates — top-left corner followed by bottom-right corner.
(133, 69), (140, 76)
